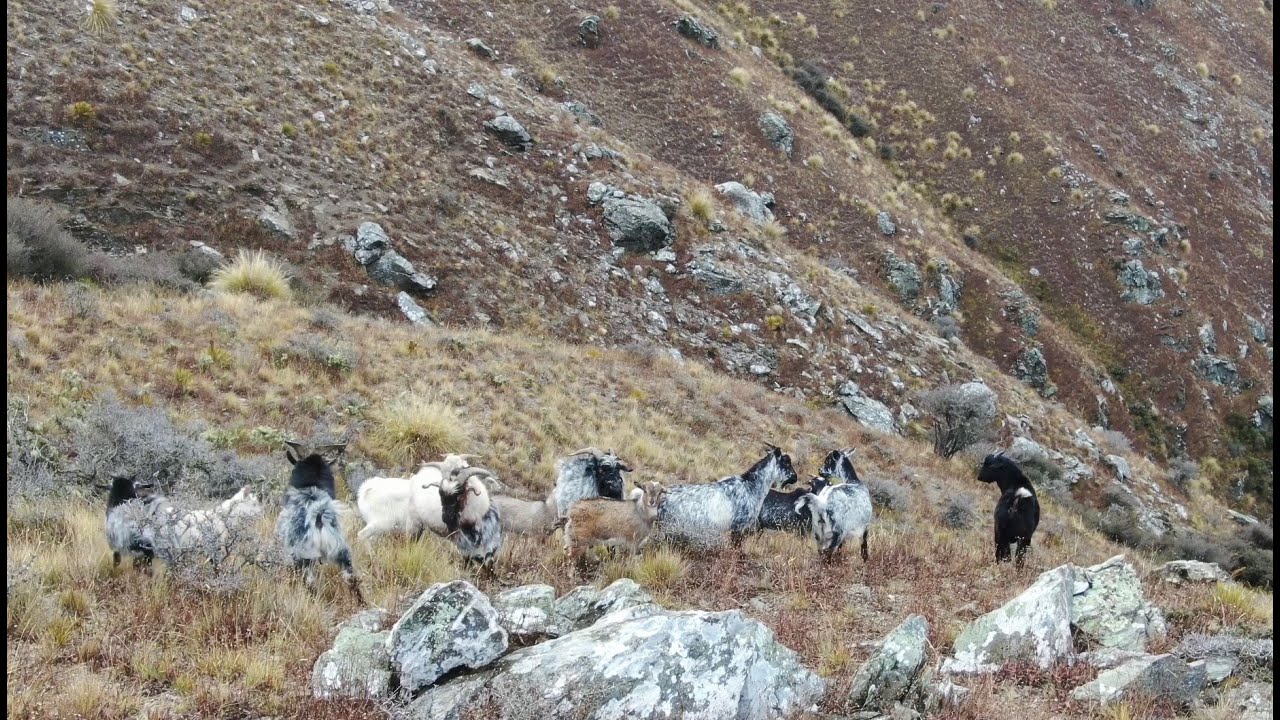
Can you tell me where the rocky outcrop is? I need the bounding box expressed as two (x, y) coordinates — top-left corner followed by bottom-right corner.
(1117, 259), (1164, 304)
(1014, 345), (1056, 398)
(837, 382), (900, 434)
(1193, 354), (1240, 388)
(758, 112), (794, 156)
(946, 565), (1076, 673)
(386, 581), (508, 693)
(553, 578), (655, 631)
(311, 610), (392, 700)
(397, 292), (434, 326)
(483, 114), (532, 151)
(884, 251), (922, 303)
(673, 14), (720, 49)
(1157, 560), (1231, 585)
(1071, 555), (1167, 653)
(404, 607), (824, 720)
(715, 181), (775, 225)
(561, 101), (602, 126)
(492, 584), (570, 642)
(602, 196), (675, 252)
(1070, 654), (1205, 707)
(877, 211), (897, 236)
(848, 614), (930, 712)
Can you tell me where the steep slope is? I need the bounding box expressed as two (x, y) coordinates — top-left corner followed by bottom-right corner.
(4, 0), (1272, 517)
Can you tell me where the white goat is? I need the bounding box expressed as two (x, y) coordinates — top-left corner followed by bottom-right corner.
(162, 486), (264, 559)
(354, 453), (477, 542)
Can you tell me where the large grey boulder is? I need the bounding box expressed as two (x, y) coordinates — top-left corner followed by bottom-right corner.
(1157, 560), (1231, 585)
(689, 256), (745, 296)
(1071, 555), (1166, 653)
(837, 382), (900, 435)
(715, 181), (775, 224)
(404, 607), (825, 720)
(758, 112), (794, 156)
(386, 581), (508, 693)
(602, 196), (675, 252)
(484, 114), (531, 151)
(492, 584), (570, 642)
(311, 610), (392, 700)
(553, 578), (656, 631)
(945, 565), (1075, 673)
(1070, 653), (1205, 707)
(848, 614), (930, 712)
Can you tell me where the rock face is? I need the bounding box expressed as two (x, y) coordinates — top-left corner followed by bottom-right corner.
(601, 196), (675, 252)
(1071, 555), (1167, 653)
(758, 112), (794, 156)
(837, 382), (900, 434)
(405, 607), (825, 720)
(1014, 345), (1056, 398)
(1070, 654), (1206, 706)
(947, 565), (1075, 672)
(715, 181), (776, 224)
(311, 610), (392, 700)
(561, 101), (602, 126)
(848, 614), (930, 712)
(1117, 259), (1164, 304)
(1158, 560), (1231, 585)
(386, 581), (509, 693)
(492, 584), (570, 642)
(553, 578), (655, 631)
(484, 114), (532, 151)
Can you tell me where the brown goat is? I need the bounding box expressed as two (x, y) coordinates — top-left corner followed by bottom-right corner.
(563, 481), (665, 569)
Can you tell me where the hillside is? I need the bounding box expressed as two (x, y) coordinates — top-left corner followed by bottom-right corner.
(4, 0), (1275, 716)
(5, 0), (1273, 515)
(5, 280), (1273, 719)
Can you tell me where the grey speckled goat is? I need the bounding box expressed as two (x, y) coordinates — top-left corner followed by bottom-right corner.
(275, 441), (363, 602)
(796, 449), (873, 563)
(656, 446), (797, 548)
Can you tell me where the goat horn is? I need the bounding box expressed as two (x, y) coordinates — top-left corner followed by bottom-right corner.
(763, 442), (780, 452)
(567, 447), (604, 458)
(452, 467), (495, 483)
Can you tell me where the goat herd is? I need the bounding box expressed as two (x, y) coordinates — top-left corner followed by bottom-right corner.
(102, 441), (1041, 602)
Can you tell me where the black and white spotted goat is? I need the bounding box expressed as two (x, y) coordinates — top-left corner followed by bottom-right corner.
(275, 441), (363, 601)
(438, 466), (504, 567)
(549, 447), (632, 520)
(657, 445), (798, 547)
(978, 452), (1040, 567)
(795, 449), (873, 562)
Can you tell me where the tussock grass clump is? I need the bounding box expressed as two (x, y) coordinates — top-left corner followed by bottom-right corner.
(729, 67), (751, 86)
(686, 190), (715, 224)
(631, 545), (689, 591)
(366, 395), (470, 467)
(80, 0), (116, 35)
(208, 250), (292, 301)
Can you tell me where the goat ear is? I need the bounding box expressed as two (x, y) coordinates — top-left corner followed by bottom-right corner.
(284, 441), (306, 464)
(793, 494), (814, 513)
(617, 460), (634, 472)
(628, 488), (644, 502)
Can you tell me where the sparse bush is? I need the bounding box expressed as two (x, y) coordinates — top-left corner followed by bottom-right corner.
(275, 335), (358, 374)
(67, 392), (274, 499)
(866, 476), (909, 513)
(932, 315), (960, 340)
(1167, 458), (1199, 492)
(7, 198), (91, 281)
(90, 252), (199, 292)
(1096, 429), (1132, 455)
(1245, 523), (1273, 550)
(941, 494), (977, 529)
(366, 395), (469, 467)
(917, 383), (999, 459)
(177, 249), (221, 284)
(1007, 442), (1067, 496)
(7, 400), (61, 504)
(208, 250), (292, 301)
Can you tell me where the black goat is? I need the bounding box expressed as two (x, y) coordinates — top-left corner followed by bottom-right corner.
(978, 453), (1040, 567)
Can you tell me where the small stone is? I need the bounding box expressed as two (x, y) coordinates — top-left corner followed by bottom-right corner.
(465, 38), (496, 59)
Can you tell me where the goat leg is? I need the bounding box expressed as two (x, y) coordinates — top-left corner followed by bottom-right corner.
(860, 531), (869, 563)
